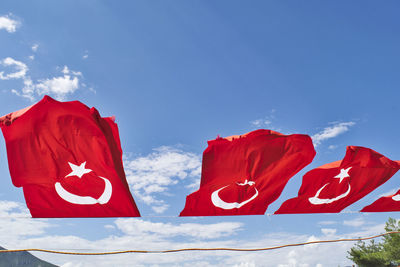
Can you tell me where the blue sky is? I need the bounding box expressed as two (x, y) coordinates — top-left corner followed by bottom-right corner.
(0, 1), (399, 266)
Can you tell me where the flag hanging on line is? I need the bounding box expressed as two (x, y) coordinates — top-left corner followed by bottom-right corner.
(361, 186), (400, 212)
(0, 95), (140, 217)
(180, 129), (316, 216)
(275, 146), (400, 214)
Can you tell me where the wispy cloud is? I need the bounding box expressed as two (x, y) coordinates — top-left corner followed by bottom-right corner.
(234, 262), (256, 267)
(124, 146), (201, 214)
(28, 44), (39, 60)
(0, 57), (28, 80)
(0, 14), (20, 33)
(321, 228), (337, 236)
(83, 50), (89, 59)
(115, 219), (243, 239)
(251, 118), (272, 128)
(311, 121), (355, 147)
(31, 44), (39, 52)
(343, 217), (366, 228)
(250, 109), (276, 129)
(318, 220), (338, 226)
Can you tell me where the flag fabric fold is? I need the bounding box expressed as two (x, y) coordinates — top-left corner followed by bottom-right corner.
(0, 95), (140, 217)
(180, 129), (316, 216)
(275, 146), (400, 214)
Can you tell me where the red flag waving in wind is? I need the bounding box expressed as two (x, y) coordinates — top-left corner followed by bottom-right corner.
(180, 129), (316, 216)
(0, 95), (140, 217)
(361, 187), (400, 212)
(275, 146), (400, 214)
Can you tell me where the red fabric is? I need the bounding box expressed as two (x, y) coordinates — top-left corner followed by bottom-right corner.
(275, 146), (399, 214)
(0, 95), (140, 217)
(361, 187), (400, 212)
(180, 129), (315, 216)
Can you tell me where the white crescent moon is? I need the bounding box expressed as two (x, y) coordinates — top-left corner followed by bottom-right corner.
(392, 194), (400, 201)
(55, 176), (112, 205)
(211, 185), (258, 210)
(308, 182), (351, 205)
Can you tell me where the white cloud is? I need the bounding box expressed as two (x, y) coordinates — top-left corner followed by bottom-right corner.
(305, 235), (320, 249)
(124, 146), (201, 213)
(82, 50), (89, 59)
(151, 204), (169, 214)
(343, 217), (366, 227)
(321, 228), (337, 236)
(0, 201), (51, 241)
(0, 57), (28, 80)
(0, 14), (20, 33)
(61, 263), (85, 267)
(115, 219), (243, 239)
(11, 77), (34, 101)
(251, 118), (272, 128)
(251, 110), (276, 128)
(32, 44), (39, 52)
(47, 232), (356, 266)
(233, 262), (256, 267)
(9, 65), (83, 101)
(35, 73), (79, 100)
(311, 121), (355, 147)
(318, 220), (338, 226)
(186, 178), (201, 190)
(61, 65), (82, 76)
(0, 210), (386, 267)
(0, 56), (87, 102)
(277, 250), (303, 267)
(104, 225), (115, 230)
(0, 58), (83, 101)
(0, 203), (386, 267)
(0, 56), (87, 101)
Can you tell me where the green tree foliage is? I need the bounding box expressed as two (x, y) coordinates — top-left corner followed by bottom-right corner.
(382, 218), (400, 263)
(347, 217), (400, 267)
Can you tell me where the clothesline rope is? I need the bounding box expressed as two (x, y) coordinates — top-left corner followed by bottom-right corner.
(1, 231), (398, 256)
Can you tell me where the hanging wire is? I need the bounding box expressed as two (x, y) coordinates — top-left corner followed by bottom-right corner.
(0, 231), (398, 256)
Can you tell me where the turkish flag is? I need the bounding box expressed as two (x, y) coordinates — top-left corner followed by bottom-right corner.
(275, 146), (400, 214)
(180, 129), (316, 216)
(361, 187), (400, 212)
(0, 95), (140, 217)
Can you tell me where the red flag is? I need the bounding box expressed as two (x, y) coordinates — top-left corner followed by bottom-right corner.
(0, 95), (140, 217)
(361, 187), (400, 212)
(275, 146), (400, 214)
(180, 129), (316, 216)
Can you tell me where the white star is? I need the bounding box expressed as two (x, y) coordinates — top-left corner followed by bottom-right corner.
(334, 167), (352, 183)
(65, 162), (92, 178)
